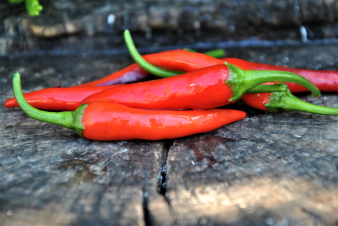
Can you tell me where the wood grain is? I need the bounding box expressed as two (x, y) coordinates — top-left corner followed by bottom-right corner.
(0, 45), (337, 225)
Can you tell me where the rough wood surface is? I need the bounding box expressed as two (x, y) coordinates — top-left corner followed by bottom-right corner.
(2, 0), (338, 56)
(0, 44), (338, 225)
(0, 96), (172, 225)
(167, 104), (338, 225)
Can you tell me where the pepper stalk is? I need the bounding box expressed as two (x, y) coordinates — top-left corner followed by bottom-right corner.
(124, 30), (321, 102)
(265, 88), (338, 115)
(12, 73), (86, 136)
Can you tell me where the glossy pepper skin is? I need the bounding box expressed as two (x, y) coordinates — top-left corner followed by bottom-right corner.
(241, 89), (338, 115)
(73, 49), (199, 87)
(81, 65), (234, 110)
(145, 50), (222, 72)
(145, 53), (338, 93)
(76, 49), (224, 87)
(127, 43), (337, 115)
(74, 49), (188, 87)
(3, 49), (212, 110)
(81, 63), (321, 110)
(123, 31), (338, 93)
(242, 93), (271, 111)
(4, 86), (117, 110)
(122, 36), (331, 94)
(75, 63), (148, 87)
(81, 103), (246, 140)
(13, 72), (247, 141)
(224, 58), (338, 93)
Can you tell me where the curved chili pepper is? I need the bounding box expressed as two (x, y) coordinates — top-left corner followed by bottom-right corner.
(121, 31), (338, 115)
(4, 86), (118, 110)
(4, 49), (191, 110)
(81, 63), (320, 110)
(76, 49), (224, 87)
(4, 48), (226, 110)
(1, 51), (276, 111)
(241, 88), (338, 115)
(75, 64), (148, 87)
(223, 58), (338, 93)
(75, 49), (189, 87)
(125, 30), (338, 93)
(3, 82), (286, 111)
(124, 30), (320, 97)
(12, 73), (246, 141)
(125, 43), (337, 114)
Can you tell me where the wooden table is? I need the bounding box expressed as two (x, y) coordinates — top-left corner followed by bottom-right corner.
(0, 45), (337, 225)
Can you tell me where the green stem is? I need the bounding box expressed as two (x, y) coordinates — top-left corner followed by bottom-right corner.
(224, 62), (321, 101)
(12, 73), (86, 135)
(184, 48), (225, 58)
(202, 49), (225, 58)
(265, 89), (338, 115)
(246, 84), (288, 94)
(124, 30), (183, 78)
(124, 29), (321, 100)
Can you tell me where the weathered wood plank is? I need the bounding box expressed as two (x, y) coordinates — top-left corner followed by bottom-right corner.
(166, 96), (338, 225)
(0, 95), (172, 225)
(1, 44), (338, 225)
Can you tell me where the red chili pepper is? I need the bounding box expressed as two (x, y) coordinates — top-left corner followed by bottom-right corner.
(75, 48), (224, 87)
(145, 49), (222, 72)
(142, 52), (338, 93)
(6, 32), (336, 113)
(119, 31), (338, 115)
(241, 88), (338, 115)
(223, 58), (338, 93)
(124, 30), (337, 94)
(12, 73), (246, 140)
(75, 49), (189, 87)
(80, 63), (320, 110)
(75, 63), (148, 87)
(4, 86), (115, 110)
(4, 49), (220, 110)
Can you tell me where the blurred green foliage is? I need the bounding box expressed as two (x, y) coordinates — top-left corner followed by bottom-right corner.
(8, 0), (43, 16)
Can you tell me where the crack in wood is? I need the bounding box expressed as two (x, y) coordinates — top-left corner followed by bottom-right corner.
(142, 189), (152, 226)
(157, 140), (173, 197)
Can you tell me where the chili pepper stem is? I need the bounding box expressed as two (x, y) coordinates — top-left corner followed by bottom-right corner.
(124, 30), (183, 78)
(184, 48), (225, 58)
(125, 29), (320, 100)
(265, 89), (338, 115)
(203, 49), (225, 58)
(12, 73), (86, 135)
(224, 62), (321, 101)
(246, 84), (288, 94)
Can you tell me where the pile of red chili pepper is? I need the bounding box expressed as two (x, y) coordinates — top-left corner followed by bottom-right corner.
(6, 30), (338, 141)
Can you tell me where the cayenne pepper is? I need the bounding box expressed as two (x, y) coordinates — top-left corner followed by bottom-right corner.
(241, 82), (338, 115)
(76, 49), (224, 87)
(4, 30), (336, 113)
(3, 81), (285, 111)
(3, 49), (224, 110)
(80, 64), (320, 110)
(4, 86), (115, 111)
(223, 58), (338, 93)
(12, 73), (246, 141)
(125, 30), (338, 93)
(117, 31), (338, 115)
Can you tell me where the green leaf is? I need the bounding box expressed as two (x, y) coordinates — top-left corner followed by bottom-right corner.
(25, 0), (43, 17)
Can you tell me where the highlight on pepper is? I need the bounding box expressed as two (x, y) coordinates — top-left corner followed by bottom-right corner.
(12, 72), (247, 141)
(124, 29), (321, 101)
